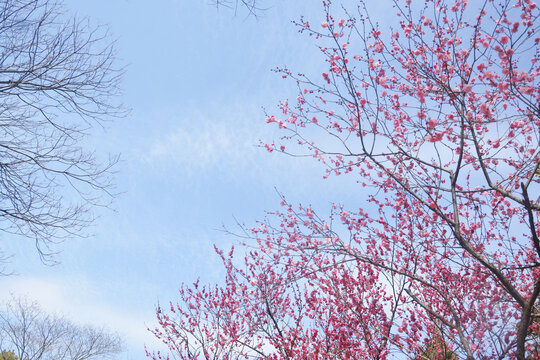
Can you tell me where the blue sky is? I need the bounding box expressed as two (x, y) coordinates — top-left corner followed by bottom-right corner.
(0, 1), (379, 359)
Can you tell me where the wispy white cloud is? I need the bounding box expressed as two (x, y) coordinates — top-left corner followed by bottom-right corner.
(138, 102), (318, 186)
(144, 114), (261, 176)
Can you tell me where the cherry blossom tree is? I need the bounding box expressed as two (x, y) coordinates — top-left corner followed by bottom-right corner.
(149, 0), (539, 359)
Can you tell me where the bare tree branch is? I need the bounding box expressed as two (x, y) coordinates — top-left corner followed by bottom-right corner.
(0, 297), (123, 360)
(0, 0), (125, 265)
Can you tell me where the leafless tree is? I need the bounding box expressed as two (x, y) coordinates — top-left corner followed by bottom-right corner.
(209, 0), (265, 16)
(0, 297), (123, 360)
(0, 0), (124, 264)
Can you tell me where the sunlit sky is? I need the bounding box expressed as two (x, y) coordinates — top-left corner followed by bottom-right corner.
(0, 1), (386, 359)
